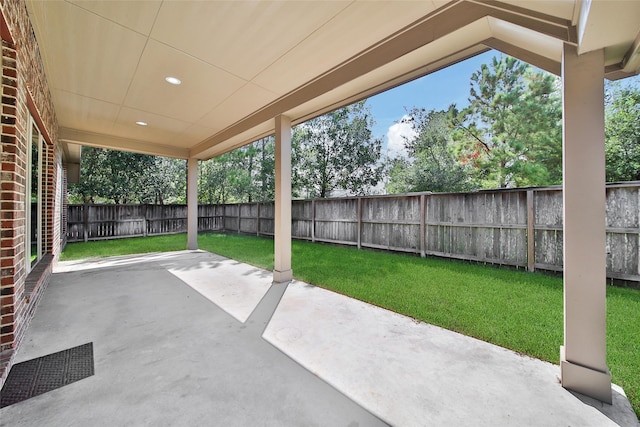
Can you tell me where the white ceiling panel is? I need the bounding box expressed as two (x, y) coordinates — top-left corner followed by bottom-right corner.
(150, 1), (351, 81)
(26, 0), (147, 104)
(68, 0), (162, 35)
(123, 39), (247, 123)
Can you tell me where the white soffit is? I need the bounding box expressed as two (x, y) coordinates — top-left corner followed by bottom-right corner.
(487, 17), (563, 68)
(577, 0), (640, 61)
(61, 141), (82, 164)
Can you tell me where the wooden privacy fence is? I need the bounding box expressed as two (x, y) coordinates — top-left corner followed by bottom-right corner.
(67, 181), (640, 282)
(66, 204), (224, 242)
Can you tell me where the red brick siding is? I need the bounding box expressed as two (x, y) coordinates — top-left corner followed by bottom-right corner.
(0, 40), (26, 356)
(0, 0), (61, 388)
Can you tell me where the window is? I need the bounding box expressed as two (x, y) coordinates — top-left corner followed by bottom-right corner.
(26, 117), (43, 270)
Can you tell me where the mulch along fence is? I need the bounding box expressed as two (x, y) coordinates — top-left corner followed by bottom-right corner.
(67, 181), (640, 283)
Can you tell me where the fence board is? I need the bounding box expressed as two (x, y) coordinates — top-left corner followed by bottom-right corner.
(292, 200), (313, 239)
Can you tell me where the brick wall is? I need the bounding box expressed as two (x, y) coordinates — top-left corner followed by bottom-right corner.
(1, 38), (27, 359)
(0, 0), (61, 388)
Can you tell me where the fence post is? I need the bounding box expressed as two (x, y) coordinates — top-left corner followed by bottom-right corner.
(527, 189), (535, 272)
(83, 203), (89, 242)
(143, 204), (148, 237)
(311, 199), (316, 242)
(238, 204), (242, 234)
(420, 194), (426, 258)
(161, 204), (165, 235)
(257, 202), (261, 236)
(357, 197), (362, 249)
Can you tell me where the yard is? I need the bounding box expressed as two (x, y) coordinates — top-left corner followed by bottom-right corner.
(61, 232), (640, 417)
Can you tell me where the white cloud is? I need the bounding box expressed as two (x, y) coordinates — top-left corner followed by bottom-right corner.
(385, 116), (416, 159)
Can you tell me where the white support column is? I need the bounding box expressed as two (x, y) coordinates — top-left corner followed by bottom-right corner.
(273, 115), (293, 283)
(187, 157), (198, 250)
(560, 43), (611, 403)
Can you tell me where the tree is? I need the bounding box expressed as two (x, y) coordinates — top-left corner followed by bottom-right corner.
(256, 136), (275, 202)
(452, 56), (562, 188)
(69, 147), (185, 204)
(143, 157), (186, 204)
(386, 108), (470, 193)
(227, 145), (258, 202)
(197, 137), (274, 204)
(70, 147), (109, 203)
(199, 154), (232, 204)
(70, 147), (154, 203)
(605, 82), (640, 182)
(292, 100), (384, 198)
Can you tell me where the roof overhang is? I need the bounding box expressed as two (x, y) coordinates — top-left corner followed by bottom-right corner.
(22, 0), (640, 161)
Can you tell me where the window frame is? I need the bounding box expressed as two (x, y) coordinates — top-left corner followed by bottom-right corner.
(26, 115), (43, 271)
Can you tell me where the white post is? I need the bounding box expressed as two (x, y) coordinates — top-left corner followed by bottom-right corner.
(273, 115), (293, 283)
(187, 157), (198, 250)
(560, 43), (611, 403)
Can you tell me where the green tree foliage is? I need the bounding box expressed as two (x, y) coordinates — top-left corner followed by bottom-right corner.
(452, 56), (562, 188)
(257, 137), (275, 201)
(142, 156), (186, 204)
(605, 82), (640, 182)
(198, 137), (274, 204)
(198, 154), (231, 204)
(292, 100), (384, 198)
(69, 147), (186, 204)
(386, 108), (470, 193)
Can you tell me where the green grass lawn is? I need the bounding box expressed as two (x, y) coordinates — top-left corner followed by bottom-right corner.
(62, 232), (640, 416)
(60, 234), (188, 260)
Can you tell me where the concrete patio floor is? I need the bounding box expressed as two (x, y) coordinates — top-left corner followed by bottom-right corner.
(0, 250), (638, 426)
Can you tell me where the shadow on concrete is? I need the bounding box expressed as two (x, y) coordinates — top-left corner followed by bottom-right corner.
(570, 385), (640, 427)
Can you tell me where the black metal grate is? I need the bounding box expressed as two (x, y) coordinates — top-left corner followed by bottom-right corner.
(0, 342), (94, 408)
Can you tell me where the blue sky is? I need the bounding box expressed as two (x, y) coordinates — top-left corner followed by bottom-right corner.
(366, 50), (497, 157)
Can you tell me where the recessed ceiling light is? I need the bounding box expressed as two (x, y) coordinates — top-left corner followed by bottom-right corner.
(165, 76), (181, 85)
(135, 121), (148, 126)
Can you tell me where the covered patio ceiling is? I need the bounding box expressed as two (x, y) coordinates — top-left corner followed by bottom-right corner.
(25, 0), (640, 165)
